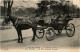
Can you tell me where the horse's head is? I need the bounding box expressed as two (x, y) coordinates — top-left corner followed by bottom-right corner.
(2, 16), (10, 26)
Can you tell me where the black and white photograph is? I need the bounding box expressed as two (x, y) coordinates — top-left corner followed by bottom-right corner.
(0, 0), (80, 52)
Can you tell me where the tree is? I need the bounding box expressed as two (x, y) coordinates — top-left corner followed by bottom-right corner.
(3, 0), (7, 16)
(3, 0), (13, 16)
(7, 0), (13, 16)
(60, 0), (65, 4)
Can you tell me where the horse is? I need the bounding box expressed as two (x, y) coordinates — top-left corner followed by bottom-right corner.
(2, 15), (37, 43)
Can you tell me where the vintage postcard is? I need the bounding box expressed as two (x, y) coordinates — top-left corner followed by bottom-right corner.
(0, 0), (80, 52)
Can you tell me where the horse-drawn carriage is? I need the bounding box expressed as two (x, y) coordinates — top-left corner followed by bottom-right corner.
(3, 0), (75, 43)
(36, 14), (75, 41)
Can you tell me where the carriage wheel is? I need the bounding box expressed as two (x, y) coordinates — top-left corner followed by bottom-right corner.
(46, 27), (56, 41)
(66, 23), (75, 37)
(36, 29), (44, 38)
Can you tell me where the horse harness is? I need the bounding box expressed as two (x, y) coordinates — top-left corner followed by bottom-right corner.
(14, 17), (37, 27)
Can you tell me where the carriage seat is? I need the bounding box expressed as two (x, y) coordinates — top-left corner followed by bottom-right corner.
(55, 15), (67, 24)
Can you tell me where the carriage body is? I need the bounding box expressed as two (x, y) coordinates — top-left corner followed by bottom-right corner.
(37, 15), (73, 30)
(36, 15), (75, 41)
(51, 16), (73, 30)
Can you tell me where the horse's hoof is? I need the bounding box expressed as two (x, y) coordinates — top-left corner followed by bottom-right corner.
(31, 39), (35, 42)
(20, 41), (23, 43)
(17, 41), (20, 43)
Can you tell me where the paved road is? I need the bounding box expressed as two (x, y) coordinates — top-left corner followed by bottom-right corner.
(0, 18), (80, 49)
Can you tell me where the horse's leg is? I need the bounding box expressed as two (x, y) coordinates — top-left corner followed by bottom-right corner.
(19, 30), (23, 43)
(31, 27), (36, 42)
(16, 29), (23, 43)
(16, 29), (20, 43)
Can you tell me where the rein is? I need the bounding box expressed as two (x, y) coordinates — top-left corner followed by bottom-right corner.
(14, 17), (19, 27)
